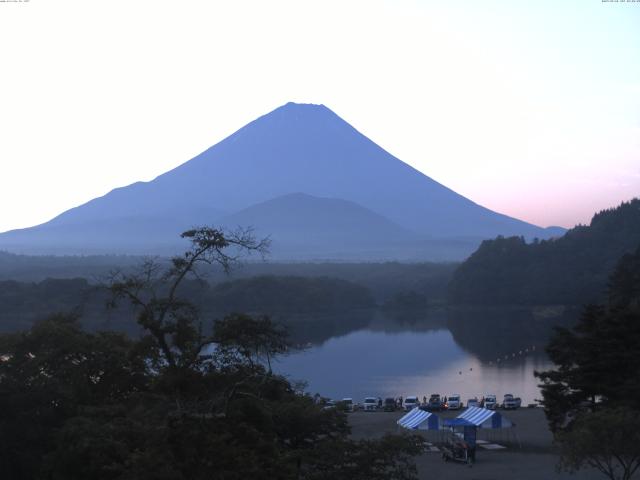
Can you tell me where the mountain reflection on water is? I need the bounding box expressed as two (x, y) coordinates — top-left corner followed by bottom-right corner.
(274, 307), (579, 405)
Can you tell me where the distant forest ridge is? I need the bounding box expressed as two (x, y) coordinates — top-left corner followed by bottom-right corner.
(0, 258), (456, 342)
(0, 275), (376, 337)
(448, 198), (640, 306)
(0, 255), (455, 302)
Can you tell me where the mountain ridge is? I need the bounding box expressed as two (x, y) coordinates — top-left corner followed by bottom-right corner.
(0, 102), (565, 259)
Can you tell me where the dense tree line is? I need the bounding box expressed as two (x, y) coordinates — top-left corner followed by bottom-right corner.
(448, 199), (640, 305)
(0, 275), (375, 335)
(208, 275), (374, 314)
(0, 251), (141, 281)
(0, 228), (425, 480)
(382, 291), (429, 311)
(0, 278), (93, 332)
(536, 245), (640, 479)
(0, 252), (456, 303)
(0, 273), (443, 349)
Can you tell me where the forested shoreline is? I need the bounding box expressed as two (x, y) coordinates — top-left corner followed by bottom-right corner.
(448, 199), (640, 306)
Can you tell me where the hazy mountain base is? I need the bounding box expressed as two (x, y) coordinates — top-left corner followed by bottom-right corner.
(0, 225), (484, 261)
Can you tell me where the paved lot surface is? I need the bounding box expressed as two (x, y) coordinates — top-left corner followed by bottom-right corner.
(349, 408), (606, 480)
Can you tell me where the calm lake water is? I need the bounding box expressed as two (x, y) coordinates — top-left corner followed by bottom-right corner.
(273, 308), (575, 405)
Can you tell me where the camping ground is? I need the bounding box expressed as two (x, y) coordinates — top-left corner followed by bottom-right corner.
(349, 408), (603, 480)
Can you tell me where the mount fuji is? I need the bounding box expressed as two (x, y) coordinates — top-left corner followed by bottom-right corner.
(0, 102), (563, 260)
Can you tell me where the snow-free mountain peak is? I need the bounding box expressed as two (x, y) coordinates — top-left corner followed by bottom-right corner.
(0, 102), (564, 258)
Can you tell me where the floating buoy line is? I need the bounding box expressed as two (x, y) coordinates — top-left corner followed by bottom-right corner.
(487, 344), (538, 366)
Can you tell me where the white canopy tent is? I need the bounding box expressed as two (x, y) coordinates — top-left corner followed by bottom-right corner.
(444, 406), (520, 448)
(397, 407), (441, 431)
(455, 406), (514, 429)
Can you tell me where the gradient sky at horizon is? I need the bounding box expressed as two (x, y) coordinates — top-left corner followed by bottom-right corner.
(1, 0), (638, 232)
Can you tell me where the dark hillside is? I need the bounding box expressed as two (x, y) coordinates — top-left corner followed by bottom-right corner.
(448, 199), (640, 305)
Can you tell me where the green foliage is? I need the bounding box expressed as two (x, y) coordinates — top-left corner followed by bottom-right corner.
(0, 275), (375, 336)
(0, 278), (94, 332)
(537, 305), (640, 430)
(0, 315), (425, 479)
(536, 246), (640, 430)
(209, 275), (374, 314)
(557, 407), (640, 480)
(608, 247), (640, 310)
(0, 227), (425, 479)
(536, 246), (640, 479)
(536, 305), (640, 431)
(0, 252), (457, 305)
(382, 290), (429, 310)
(302, 434), (426, 480)
(449, 199), (640, 305)
(0, 314), (148, 480)
(212, 313), (289, 371)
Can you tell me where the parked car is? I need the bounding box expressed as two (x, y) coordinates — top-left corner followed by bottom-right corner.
(404, 396), (420, 411)
(363, 397), (379, 411)
(383, 397), (397, 412)
(503, 394), (522, 410)
(467, 397), (480, 408)
(484, 394), (497, 410)
(425, 394), (443, 411)
(322, 400), (336, 410)
(340, 398), (356, 412)
(446, 394), (462, 410)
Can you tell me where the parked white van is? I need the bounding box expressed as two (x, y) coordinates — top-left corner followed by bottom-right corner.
(446, 394), (462, 410)
(403, 396), (420, 411)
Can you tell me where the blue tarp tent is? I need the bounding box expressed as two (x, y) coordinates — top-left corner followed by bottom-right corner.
(445, 406), (514, 429)
(444, 406), (518, 448)
(397, 407), (441, 430)
(444, 418), (476, 427)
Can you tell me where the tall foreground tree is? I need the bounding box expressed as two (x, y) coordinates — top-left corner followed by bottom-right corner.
(107, 226), (271, 371)
(0, 227), (425, 480)
(536, 246), (640, 480)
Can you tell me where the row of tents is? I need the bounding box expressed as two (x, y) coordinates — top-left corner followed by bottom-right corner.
(397, 405), (514, 431)
(398, 406), (519, 450)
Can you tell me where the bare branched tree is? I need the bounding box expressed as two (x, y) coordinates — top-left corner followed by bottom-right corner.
(107, 226), (270, 370)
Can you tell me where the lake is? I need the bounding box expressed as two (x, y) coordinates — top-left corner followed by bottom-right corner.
(273, 307), (577, 405)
